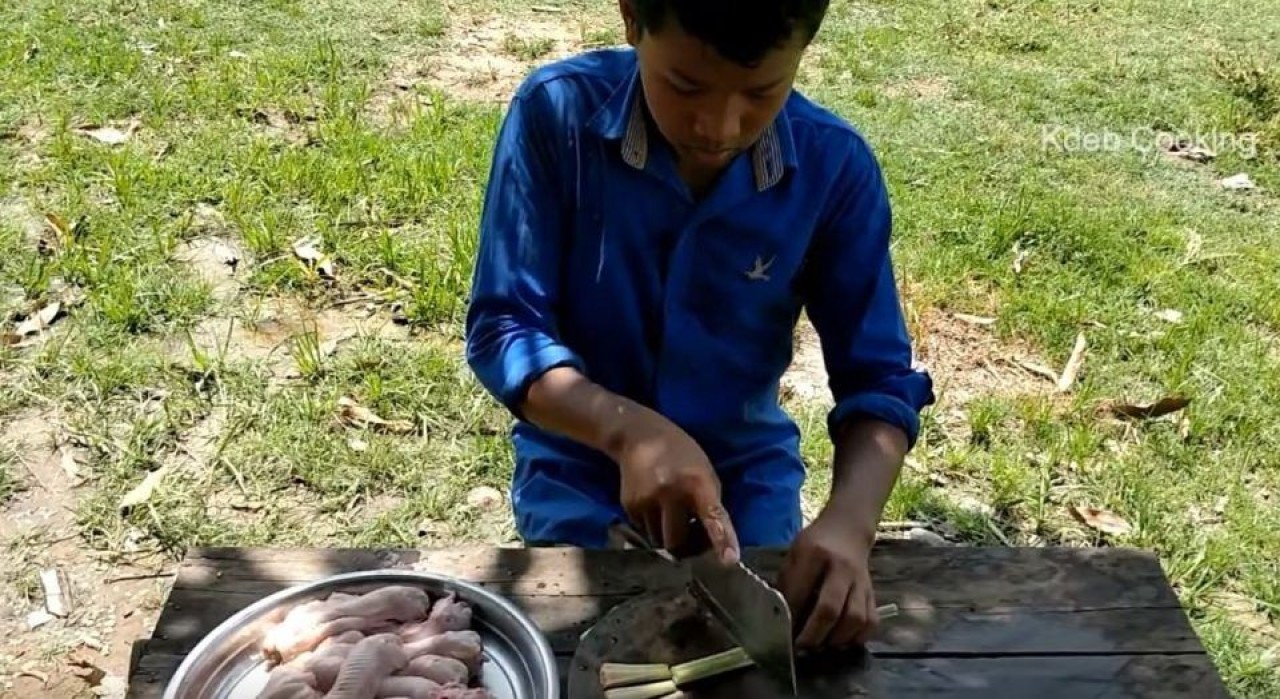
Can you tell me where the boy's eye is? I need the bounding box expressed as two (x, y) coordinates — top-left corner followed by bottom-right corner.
(668, 79), (702, 96)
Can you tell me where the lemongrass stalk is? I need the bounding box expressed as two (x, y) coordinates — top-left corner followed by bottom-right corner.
(670, 647), (754, 686)
(602, 679), (678, 699)
(600, 662), (673, 689)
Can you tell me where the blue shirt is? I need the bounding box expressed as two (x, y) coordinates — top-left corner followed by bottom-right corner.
(465, 48), (934, 547)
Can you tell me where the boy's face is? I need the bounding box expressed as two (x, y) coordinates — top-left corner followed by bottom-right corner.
(622, 4), (805, 174)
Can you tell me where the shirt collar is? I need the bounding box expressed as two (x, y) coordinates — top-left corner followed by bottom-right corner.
(587, 58), (799, 192)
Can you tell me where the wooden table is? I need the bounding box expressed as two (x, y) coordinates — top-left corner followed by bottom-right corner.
(128, 545), (1229, 698)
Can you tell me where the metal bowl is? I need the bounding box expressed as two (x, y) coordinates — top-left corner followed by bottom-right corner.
(163, 569), (559, 699)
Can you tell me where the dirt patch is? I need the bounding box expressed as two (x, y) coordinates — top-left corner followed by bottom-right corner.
(178, 296), (410, 378)
(0, 197), (45, 251)
(781, 315), (831, 407)
(1212, 591), (1279, 645)
(914, 308), (1052, 406)
(0, 409), (167, 699)
(883, 76), (953, 101)
(174, 236), (245, 303)
(406, 11), (615, 106)
(781, 308), (1053, 423)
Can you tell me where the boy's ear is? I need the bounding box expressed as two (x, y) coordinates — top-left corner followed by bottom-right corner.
(618, 0), (641, 47)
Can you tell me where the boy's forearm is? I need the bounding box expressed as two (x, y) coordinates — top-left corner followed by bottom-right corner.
(825, 419), (910, 545)
(521, 366), (660, 462)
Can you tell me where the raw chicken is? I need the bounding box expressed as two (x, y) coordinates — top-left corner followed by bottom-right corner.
(428, 687), (496, 699)
(327, 633), (409, 699)
(264, 587), (429, 662)
(399, 594), (473, 642)
(306, 654), (348, 692)
(404, 630), (483, 672)
(267, 615), (383, 663)
(258, 666), (321, 699)
(319, 630), (366, 649)
(257, 585), (494, 699)
(326, 585), (430, 625)
(400, 655), (470, 685)
(376, 676), (441, 698)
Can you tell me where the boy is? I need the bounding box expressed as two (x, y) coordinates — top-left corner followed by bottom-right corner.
(465, 0), (934, 648)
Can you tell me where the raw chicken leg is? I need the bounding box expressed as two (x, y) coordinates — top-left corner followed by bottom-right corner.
(403, 630), (483, 672)
(327, 633), (409, 699)
(326, 586), (430, 625)
(400, 655), (469, 685)
(267, 615), (381, 663)
(257, 666), (321, 699)
(399, 594), (472, 642)
(428, 687), (496, 699)
(376, 676), (442, 698)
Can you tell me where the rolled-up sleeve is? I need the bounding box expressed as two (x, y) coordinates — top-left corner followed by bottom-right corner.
(465, 84), (585, 416)
(804, 138), (935, 447)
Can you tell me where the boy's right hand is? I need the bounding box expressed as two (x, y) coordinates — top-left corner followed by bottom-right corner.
(612, 414), (740, 564)
(520, 367), (738, 563)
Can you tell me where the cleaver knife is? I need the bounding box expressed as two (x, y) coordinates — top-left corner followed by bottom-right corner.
(689, 550), (798, 696)
(613, 522), (798, 695)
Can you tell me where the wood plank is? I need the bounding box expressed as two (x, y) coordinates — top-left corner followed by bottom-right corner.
(175, 546), (1182, 610)
(132, 650), (1225, 698)
(147, 585), (1203, 658)
(864, 653), (1230, 698)
(131, 547), (1221, 698)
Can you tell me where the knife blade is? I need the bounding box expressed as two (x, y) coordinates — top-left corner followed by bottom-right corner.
(611, 521), (798, 694)
(689, 550), (798, 696)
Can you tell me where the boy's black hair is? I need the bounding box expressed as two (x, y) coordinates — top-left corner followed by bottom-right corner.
(627, 0), (831, 66)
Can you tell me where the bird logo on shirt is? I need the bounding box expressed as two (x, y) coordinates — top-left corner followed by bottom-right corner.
(745, 255), (776, 282)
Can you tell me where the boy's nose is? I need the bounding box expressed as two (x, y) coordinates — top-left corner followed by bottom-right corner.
(693, 98), (744, 147)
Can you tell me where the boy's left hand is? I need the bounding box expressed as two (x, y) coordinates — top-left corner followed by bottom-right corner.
(777, 510), (878, 649)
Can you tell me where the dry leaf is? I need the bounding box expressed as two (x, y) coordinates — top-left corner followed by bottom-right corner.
(1012, 241), (1030, 274)
(1219, 173), (1257, 190)
(73, 119), (140, 145)
(292, 237), (337, 279)
(1106, 396), (1191, 420)
(41, 212), (78, 254)
(59, 448), (82, 485)
(954, 313), (996, 326)
(118, 465), (172, 511)
(1069, 505), (1133, 536)
(1056, 332), (1088, 393)
(6, 301), (63, 345)
(1164, 140), (1216, 163)
(68, 657), (106, 687)
(1013, 358), (1059, 382)
(336, 396), (414, 434)
(1153, 309), (1184, 324)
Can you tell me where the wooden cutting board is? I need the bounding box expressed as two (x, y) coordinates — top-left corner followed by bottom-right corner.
(567, 588), (880, 699)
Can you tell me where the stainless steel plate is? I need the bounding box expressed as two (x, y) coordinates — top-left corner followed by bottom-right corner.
(163, 569), (558, 699)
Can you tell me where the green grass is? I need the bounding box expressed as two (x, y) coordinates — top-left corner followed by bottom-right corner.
(0, 445), (22, 503)
(1, 0), (1279, 693)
